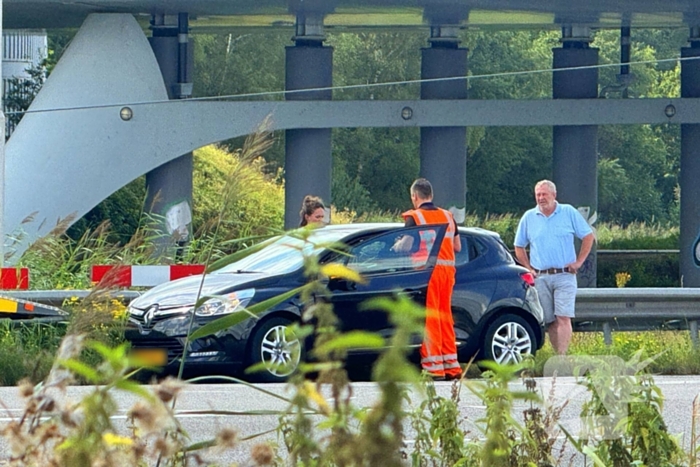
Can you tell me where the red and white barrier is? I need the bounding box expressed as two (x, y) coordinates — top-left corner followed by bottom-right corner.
(91, 265), (206, 288)
(0, 268), (29, 290)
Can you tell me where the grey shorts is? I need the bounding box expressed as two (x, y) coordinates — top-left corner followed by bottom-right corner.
(534, 272), (577, 324)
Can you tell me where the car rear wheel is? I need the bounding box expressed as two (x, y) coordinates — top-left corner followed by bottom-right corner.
(247, 317), (302, 383)
(482, 313), (535, 365)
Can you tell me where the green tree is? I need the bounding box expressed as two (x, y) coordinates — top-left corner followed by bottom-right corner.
(67, 179), (146, 244)
(464, 30), (557, 215)
(594, 29), (681, 223)
(193, 33), (287, 171)
(4, 65), (46, 136)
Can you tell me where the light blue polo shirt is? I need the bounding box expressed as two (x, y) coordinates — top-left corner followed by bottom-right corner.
(514, 202), (593, 270)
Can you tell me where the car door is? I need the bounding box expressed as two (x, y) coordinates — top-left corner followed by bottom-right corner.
(326, 224), (447, 340)
(451, 232), (498, 342)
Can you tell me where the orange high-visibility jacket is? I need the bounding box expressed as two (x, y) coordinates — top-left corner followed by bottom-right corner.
(401, 208), (456, 267)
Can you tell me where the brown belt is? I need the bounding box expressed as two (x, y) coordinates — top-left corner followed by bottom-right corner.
(534, 267), (571, 275)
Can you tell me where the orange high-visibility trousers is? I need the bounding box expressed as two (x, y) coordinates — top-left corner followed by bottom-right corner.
(420, 265), (460, 378)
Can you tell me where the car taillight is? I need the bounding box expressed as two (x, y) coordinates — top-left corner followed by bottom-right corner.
(520, 272), (535, 287)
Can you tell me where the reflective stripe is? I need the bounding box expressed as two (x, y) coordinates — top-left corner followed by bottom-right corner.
(440, 208), (455, 233)
(421, 355), (444, 364)
(444, 362), (461, 370)
(404, 207), (456, 265)
(422, 362), (445, 372)
(419, 230), (437, 255)
(443, 353), (458, 360)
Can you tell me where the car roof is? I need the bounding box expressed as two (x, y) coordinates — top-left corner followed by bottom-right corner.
(312, 222), (502, 239)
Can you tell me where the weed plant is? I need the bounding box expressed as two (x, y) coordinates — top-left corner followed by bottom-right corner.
(570, 354), (687, 467)
(0, 320), (65, 385)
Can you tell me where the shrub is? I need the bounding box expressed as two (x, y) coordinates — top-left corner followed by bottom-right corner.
(193, 144), (285, 244)
(0, 321), (65, 385)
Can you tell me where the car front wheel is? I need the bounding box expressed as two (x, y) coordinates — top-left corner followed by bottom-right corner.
(247, 317), (302, 383)
(481, 313), (535, 365)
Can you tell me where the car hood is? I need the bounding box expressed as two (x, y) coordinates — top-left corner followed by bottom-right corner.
(130, 272), (267, 309)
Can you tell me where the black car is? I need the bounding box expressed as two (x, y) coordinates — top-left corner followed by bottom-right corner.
(126, 223), (544, 382)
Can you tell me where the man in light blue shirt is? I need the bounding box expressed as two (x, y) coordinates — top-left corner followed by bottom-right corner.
(514, 180), (595, 355)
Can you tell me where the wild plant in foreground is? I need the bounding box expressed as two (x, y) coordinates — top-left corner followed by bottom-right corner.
(569, 352), (686, 467)
(0, 334), (271, 466)
(354, 295), (425, 467)
(466, 361), (540, 467)
(691, 394), (700, 467)
(514, 366), (568, 467)
(275, 230), (423, 467)
(409, 375), (473, 467)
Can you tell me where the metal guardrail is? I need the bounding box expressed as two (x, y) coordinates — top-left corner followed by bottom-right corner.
(574, 288), (700, 345)
(2, 287), (699, 345)
(1, 290), (141, 308)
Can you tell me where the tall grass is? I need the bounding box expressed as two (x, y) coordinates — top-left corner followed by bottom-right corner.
(0, 320), (65, 385)
(533, 330), (700, 375)
(596, 221), (680, 250)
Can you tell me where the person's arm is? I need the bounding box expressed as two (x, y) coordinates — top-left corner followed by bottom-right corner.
(393, 215), (416, 252)
(452, 218), (461, 253)
(392, 234), (415, 253)
(513, 214), (532, 271)
(567, 232), (594, 273)
(514, 246), (533, 272)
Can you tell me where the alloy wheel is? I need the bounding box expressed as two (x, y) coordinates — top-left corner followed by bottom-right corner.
(490, 321), (533, 365)
(259, 324), (301, 377)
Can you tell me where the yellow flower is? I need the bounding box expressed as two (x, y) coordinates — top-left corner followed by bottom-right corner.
(302, 381), (330, 415)
(615, 272), (631, 288)
(102, 432), (133, 446)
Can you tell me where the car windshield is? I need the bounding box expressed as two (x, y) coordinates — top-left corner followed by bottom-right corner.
(216, 228), (355, 275)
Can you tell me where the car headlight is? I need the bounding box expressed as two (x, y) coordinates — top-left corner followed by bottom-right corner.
(195, 289), (255, 317)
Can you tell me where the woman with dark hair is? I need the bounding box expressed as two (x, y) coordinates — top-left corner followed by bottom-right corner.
(299, 195), (327, 227)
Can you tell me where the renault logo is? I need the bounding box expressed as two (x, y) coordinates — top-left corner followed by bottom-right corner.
(144, 305), (158, 328)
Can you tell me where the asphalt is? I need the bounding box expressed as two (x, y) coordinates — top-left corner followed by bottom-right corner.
(0, 375), (697, 465)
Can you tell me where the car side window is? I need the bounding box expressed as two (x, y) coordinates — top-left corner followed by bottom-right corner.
(455, 234), (482, 267)
(345, 226), (443, 275)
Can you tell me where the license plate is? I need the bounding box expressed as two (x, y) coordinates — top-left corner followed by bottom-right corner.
(131, 348), (168, 366)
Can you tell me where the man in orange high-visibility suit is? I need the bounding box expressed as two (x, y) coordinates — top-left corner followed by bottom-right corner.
(392, 178), (462, 381)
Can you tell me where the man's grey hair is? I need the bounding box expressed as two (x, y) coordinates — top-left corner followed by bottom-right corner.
(535, 179), (557, 194)
(411, 178), (433, 200)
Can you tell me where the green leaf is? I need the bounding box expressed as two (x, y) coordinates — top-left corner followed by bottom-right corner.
(188, 309), (256, 341)
(298, 361), (343, 373)
(194, 295), (217, 308)
(59, 359), (101, 383)
(313, 331), (385, 356)
(88, 341), (128, 367)
(114, 378), (154, 400)
(184, 439), (217, 452)
(246, 284), (309, 315)
(186, 375), (294, 403)
(189, 284), (309, 340)
(582, 446), (608, 467)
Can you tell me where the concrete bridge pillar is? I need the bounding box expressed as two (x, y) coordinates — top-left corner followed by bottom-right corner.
(284, 9), (333, 229)
(680, 25), (700, 286)
(420, 13), (468, 223)
(552, 25), (599, 287)
(147, 13), (194, 254)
